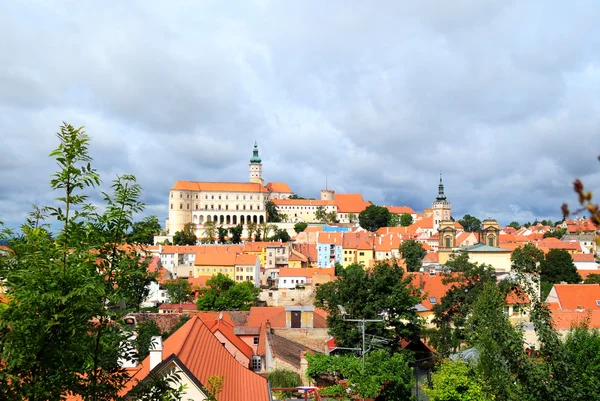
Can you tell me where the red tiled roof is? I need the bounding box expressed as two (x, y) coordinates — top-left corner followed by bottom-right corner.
(408, 273), (453, 310)
(423, 252), (439, 263)
(266, 182), (293, 193)
(571, 253), (595, 262)
(270, 199), (334, 206)
(122, 316), (270, 400)
(333, 194), (371, 213)
(207, 318), (254, 360)
(170, 181), (269, 193)
(548, 284), (600, 310)
(551, 310), (600, 329)
(278, 267), (335, 278)
(246, 307), (286, 328)
(578, 270), (600, 281)
(243, 242), (283, 253)
(385, 206), (416, 215)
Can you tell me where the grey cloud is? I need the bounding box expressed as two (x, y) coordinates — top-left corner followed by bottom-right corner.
(1, 0), (600, 230)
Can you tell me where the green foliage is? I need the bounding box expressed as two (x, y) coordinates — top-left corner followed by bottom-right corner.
(358, 205), (391, 232)
(305, 350), (413, 400)
(125, 369), (187, 401)
(425, 360), (488, 401)
(507, 221), (521, 230)
(116, 254), (159, 312)
(228, 224), (243, 244)
(164, 279), (193, 304)
(0, 123), (169, 400)
(562, 327), (600, 399)
(206, 375), (224, 401)
(315, 206), (338, 224)
(270, 228), (291, 242)
(399, 239), (427, 272)
(134, 320), (162, 361)
(584, 273), (600, 284)
(173, 222), (197, 245)
(293, 222), (308, 234)
(314, 261), (422, 352)
(128, 215), (161, 244)
(432, 251), (497, 353)
(543, 227), (567, 238)
(266, 200), (282, 222)
(400, 213), (414, 227)
(196, 273), (259, 311)
(217, 226), (228, 243)
(266, 369), (301, 398)
(511, 243), (544, 273)
(540, 248), (582, 286)
(458, 214), (482, 232)
(388, 213), (401, 227)
(203, 220), (216, 244)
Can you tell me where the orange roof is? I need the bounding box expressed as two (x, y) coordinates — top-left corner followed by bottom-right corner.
(410, 216), (434, 230)
(256, 323), (267, 356)
(279, 267), (335, 278)
(535, 239), (579, 251)
(266, 182), (293, 193)
(456, 232), (475, 246)
(373, 234), (402, 251)
(343, 231), (375, 250)
(293, 243), (318, 262)
(385, 206), (416, 215)
(243, 241), (282, 253)
(333, 194), (371, 213)
(317, 232), (343, 245)
(578, 270), (600, 280)
(498, 243), (523, 252)
(170, 181), (269, 193)
(194, 252), (238, 266)
(188, 276), (211, 287)
(571, 253), (595, 262)
(235, 254), (258, 265)
(271, 198), (334, 207)
(548, 284), (600, 310)
(208, 318), (254, 360)
(246, 306), (286, 328)
(551, 310), (600, 329)
(408, 273), (453, 310)
(122, 316), (270, 400)
(423, 252), (439, 263)
(376, 226), (418, 236)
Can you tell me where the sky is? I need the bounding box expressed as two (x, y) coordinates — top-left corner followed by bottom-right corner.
(1, 0), (600, 231)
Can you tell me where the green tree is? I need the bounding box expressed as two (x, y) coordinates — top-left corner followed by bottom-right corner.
(540, 249), (582, 297)
(271, 228), (291, 242)
(266, 369), (301, 399)
(196, 273), (259, 311)
(424, 360), (487, 401)
(117, 255), (159, 312)
(294, 222), (308, 233)
(511, 243), (544, 273)
(173, 222), (197, 245)
(314, 206), (328, 223)
(128, 215), (161, 244)
(305, 350), (413, 400)
(358, 205), (391, 232)
(508, 221), (521, 230)
(246, 221), (257, 241)
(388, 213), (401, 227)
(399, 239), (427, 272)
(265, 200), (282, 222)
(400, 213), (413, 227)
(0, 123), (168, 400)
(543, 228), (567, 239)
(203, 220), (216, 244)
(228, 224), (243, 244)
(432, 251), (497, 353)
(584, 273), (600, 284)
(458, 214), (482, 232)
(347, 212), (358, 224)
(314, 261), (422, 352)
(134, 319), (162, 361)
(217, 226), (228, 243)
(562, 326), (600, 399)
(164, 278), (193, 304)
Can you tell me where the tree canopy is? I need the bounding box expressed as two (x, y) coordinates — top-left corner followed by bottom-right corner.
(399, 213), (414, 227)
(196, 273), (259, 311)
(128, 215), (161, 244)
(173, 222), (197, 245)
(294, 222), (308, 233)
(511, 243), (544, 273)
(358, 205), (391, 232)
(507, 221), (521, 230)
(0, 123), (170, 400)
(265, 200), (283, 222)
(540, 248), (581, 294)
(457, 214), (482, 232)
(164, 278), (193, 304)
(399, 239), (427, 272)
(314, 261), (422, 352)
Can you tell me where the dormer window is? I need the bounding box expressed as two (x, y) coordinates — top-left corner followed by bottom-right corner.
(429, 297), (437, 304)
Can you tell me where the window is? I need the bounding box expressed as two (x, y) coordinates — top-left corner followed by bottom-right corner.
(187, 204), (189, 209)
(180, 193), (182, 198)
(180, 204), (183, 209)
(283, 280), (287, 284)
(596, 300), (600, 307)
(359, 252), (364, 256)
(170, 204), (173, 209)
(429, 297), (437, 304)
(251, 356), (262, 371)
(171, 193), (173, 198)
(195, 194), (198, 199)
(254, 337), (259, 345)
(211, 195), (214, 199)
(513, 305), (521, 315)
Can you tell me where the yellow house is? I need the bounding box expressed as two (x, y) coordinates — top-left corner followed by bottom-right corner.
(193, 252), (237, 279)
(439, 243), (512, 273)
(342, 232), (375, 267)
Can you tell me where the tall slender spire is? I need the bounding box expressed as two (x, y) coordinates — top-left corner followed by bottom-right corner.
(250, 141), (261, 164)
(436, 172), (447, 201)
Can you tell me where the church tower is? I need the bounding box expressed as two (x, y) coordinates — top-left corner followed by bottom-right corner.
(432, 173), (451, 232)
(249, 141), (264, 185)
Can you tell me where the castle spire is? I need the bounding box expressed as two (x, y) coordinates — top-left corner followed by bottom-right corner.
(436, 172), (447, 201)
(250, 141), (261, 164)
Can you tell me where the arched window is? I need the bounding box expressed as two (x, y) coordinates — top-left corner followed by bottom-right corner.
(445, 236), (451, 248)
(179, 204), (183, 209)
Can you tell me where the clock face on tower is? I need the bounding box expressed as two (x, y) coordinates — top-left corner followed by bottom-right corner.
(435, 211), (439, 216)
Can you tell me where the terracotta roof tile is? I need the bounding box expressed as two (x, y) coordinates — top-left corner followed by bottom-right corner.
(170, 181), (269, 193)
(266, 182), (293, 193)
(333, 193), (371, 213)
(551, 310), (600, 329)
(548, 284), (600, 310)
(123, 316), (270, 400)
(571, 253), (595, 262)
(246, 306), (286, 328)
(385, 206), (416, 215)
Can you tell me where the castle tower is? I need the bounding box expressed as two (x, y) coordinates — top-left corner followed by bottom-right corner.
(320, 189), (335, 200)
(432, 173), (451, 232)
(249, 141), (264, 185)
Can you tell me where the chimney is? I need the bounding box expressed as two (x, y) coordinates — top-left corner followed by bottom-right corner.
(149, 336), (163, 371)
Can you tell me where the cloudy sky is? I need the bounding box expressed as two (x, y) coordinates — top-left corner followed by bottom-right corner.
(1, 0), (600, 230)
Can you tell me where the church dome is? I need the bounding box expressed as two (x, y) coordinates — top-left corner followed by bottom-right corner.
(250, 141), (262, 164)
